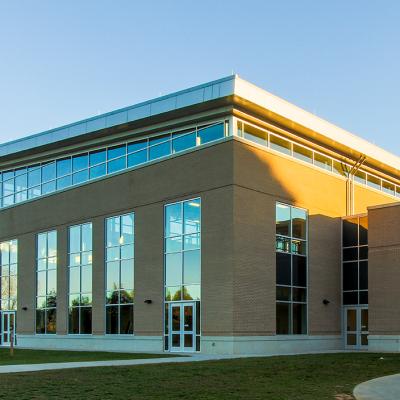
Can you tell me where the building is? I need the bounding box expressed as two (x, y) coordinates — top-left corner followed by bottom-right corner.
(0, 75), (399, 354)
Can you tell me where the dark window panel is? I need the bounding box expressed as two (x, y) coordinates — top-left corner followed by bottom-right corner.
(359, 246), (368, 260)
(359, 261), (368, 290)
(276, 253), (291, 285)
(343, 218), (358, 247)
(120, 304), (134, 334)
(276, 286), (291, 301)
(343, 291), (358, 305)
(359, 290), (368, 305)
(276, 303), (290, 334)
(80, 307), (92, 334)
(343, 262), (358, 291)
(46, 309), (56, 334)
(36, 309), (46, 334)
(68, 307), (79, 334)
(106, 306), (119, 334)
(292, 303), (307, 334)
(292, 288), (307, 302)
(343, 247), (358, 261)
(292, 255), (306, 287)
(359, 217), (368, 245)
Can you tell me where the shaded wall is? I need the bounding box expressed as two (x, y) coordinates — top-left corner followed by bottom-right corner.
(368, 203), (400, 335)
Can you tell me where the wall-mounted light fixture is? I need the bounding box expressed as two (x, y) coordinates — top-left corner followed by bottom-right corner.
(322, 299), (330, 305)
(22, 306), (28, 311)
(144, 299), (152, 304)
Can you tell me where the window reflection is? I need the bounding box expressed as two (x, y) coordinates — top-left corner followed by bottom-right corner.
(68, 223), (92, 334)
(0, 239), (18, 312)
(105, 212), (134, 334)
(164, 198), (201, 350)
(0, 122), (227, 209)
(275, 203), (307, 335)
(36, 231), (57, 334)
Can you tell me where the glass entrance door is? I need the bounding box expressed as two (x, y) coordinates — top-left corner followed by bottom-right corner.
(344, 307), (368, 349)
(169, 303), (195, 352)
(1, 312), (16, 346)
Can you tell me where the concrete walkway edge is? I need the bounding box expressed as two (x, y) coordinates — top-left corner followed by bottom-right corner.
(354, 373), (400, 400)
(0, 354), (238, 374)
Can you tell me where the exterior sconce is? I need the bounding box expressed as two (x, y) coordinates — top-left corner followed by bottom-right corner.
(322, 299), (330, 305)
(22, 306), (28, 311)
(144, 299), (152, 304)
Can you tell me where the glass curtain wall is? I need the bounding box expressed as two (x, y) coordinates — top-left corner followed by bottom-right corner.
(36, 231), (57, 334)
(105, 213), (134, 334)
(342, 216), (368, 305)
(276, 203), (308, 334)
(68, 223), (93, 334)
(164, 198), (201, 351)
(0, 121), (227, 209)
(0, 240), (18, 311)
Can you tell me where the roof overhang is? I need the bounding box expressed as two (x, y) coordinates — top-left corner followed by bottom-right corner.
(1, 75), (399, 178)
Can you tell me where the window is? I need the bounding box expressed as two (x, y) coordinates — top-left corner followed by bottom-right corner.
(36, 231), (57, 334)
(314, 153), (332, 171)
(342, 216), (368, 305)
(242, 123), (268, 147)
(293, 144), (312, 164)
(68, 223), (92, 334)
(0, 120), (229, 209)
(105, 213), (134, 334)
(197, 123), (224, 145)
(270, 134), (291, 155)
(164, 198), (201, 350)
(276, 203), (307, 334)
(0, 240), (18, 311)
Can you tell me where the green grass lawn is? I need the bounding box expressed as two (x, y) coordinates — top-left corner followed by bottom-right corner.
(0, 352), (399, 399)
(0, 348), (173, 365)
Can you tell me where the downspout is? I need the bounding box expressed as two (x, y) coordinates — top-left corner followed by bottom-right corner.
(346, 155), (366, 216)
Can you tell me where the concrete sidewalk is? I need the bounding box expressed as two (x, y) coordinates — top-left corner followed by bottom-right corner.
(354, 373), (400, 400)
(0, 354), (236, 374)
(0, 349), (349, 374)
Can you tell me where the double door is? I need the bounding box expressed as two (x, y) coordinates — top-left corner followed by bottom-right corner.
(344, 307), (368, 349)
(169, 302), (196, 352)
(1, 312), (16, 346)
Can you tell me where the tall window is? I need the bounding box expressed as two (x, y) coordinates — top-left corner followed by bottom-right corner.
(164, 198), (201, 350)
(105, 213), (134, 334)
(68, 223), (92, 334)
(0, 240), (18, 311)
(36, 231), (57, 334)
(342, 216), (368, 305)
(276, 203), (307, 334)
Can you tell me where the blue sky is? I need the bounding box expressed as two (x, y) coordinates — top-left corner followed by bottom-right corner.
(0, 1), (399, 154)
